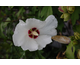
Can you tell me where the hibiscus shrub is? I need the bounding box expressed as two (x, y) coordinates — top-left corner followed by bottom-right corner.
(0, 6), (80, 59)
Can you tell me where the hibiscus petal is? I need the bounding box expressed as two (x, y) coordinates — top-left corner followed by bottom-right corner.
(39, 28), (57, 36)
(45, 15), (58, 28)
(35, 35), (52, 48)
(21, 36), (38, 51)
(12, 20), (28, 46)
(26, 18), (45, 29)
(39, 15), (58, 36)
(38, 45), (43, 50)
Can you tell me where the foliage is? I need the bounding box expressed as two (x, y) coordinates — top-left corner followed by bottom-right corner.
(65, 41), (75, 59)
(71, 6), (80, 25)
(40, 6), (53, 20)
(0, 6), (80, 59)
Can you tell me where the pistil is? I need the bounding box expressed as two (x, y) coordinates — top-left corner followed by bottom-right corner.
(32, 31), (38, 36)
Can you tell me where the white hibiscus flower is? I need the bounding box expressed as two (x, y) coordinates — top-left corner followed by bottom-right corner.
(12, 15), (58, 51)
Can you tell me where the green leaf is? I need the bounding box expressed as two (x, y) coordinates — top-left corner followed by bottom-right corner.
(73, 25), (80, 33)
(37, 50), (45, 59)
(65, 41), (75, 59)
(6, 17), (11, 21)
(57, 18), (64, 31)
(8, 6), (14, 9)
(20, 51), (25, 59)
(75, 44), (80, 52)
(16, 7), (25, 17)
(71, 7), (80, 25)
(0, 11), (5, 16)
(32, 6), (38, 14)
(40, 6), (53, 20)
(0, 22), (10, 39)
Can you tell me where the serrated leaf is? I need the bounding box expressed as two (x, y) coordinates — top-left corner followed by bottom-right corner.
(71, 7), (80, 25)
(40, 6), (53, 20)
(65, 41), (75, 59)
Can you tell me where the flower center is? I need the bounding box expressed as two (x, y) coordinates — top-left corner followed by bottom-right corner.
(28, 27), (40, 39)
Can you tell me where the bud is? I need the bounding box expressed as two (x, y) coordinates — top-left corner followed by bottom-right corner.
(67, 6), (75, 14)
(60, 13), (70, 21)
(52, 35), (71, 44)
(74, 32), (80, 40)
(58, 6), (67, 13)
(77, 49), (80, 59)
